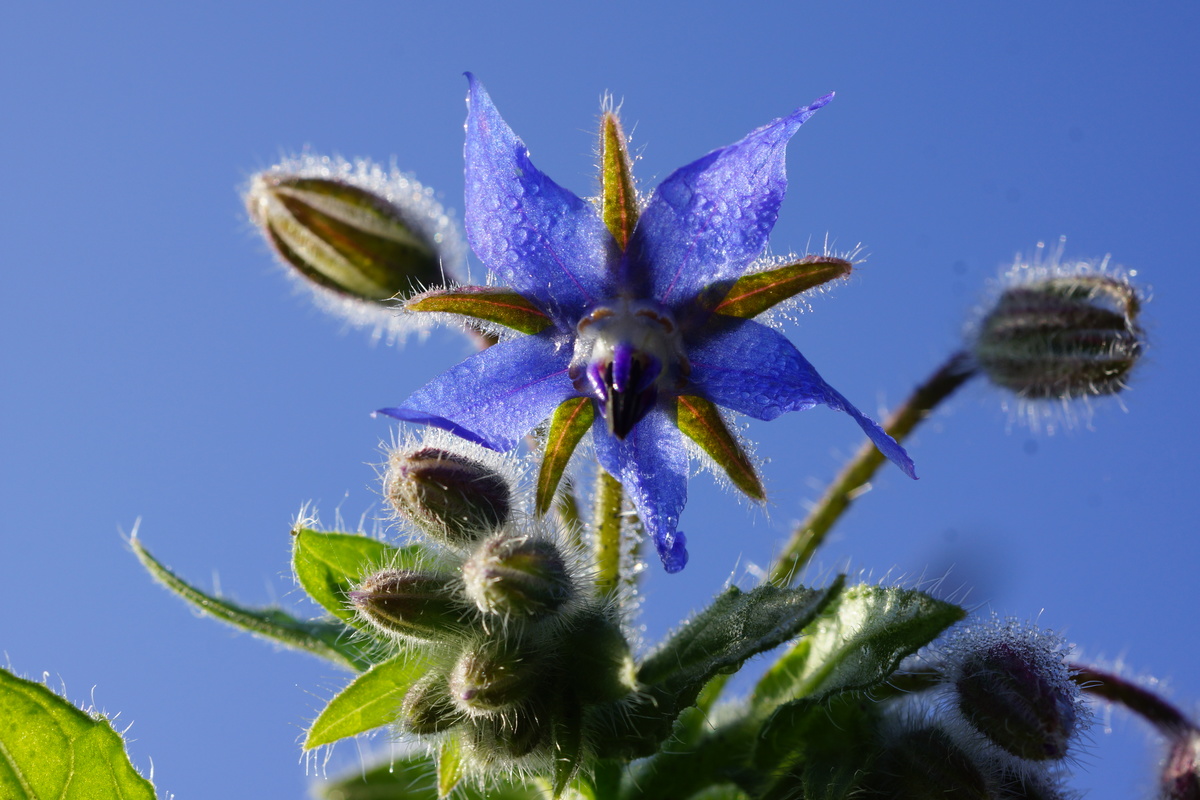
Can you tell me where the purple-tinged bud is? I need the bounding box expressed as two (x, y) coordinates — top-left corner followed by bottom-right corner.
(991, 767), (1070, 800)
(349, 569), (465, 643)
(400, 671), (461, 736)
(972, 244), (1144, 400)
(945, 616), (1088, 763)
(862, 726), (991, 800)
(1161, 732), (1200, 800)
(386, 447), (512, 547)
(462, 533), (574, 620)
(449, 637), (543, 716)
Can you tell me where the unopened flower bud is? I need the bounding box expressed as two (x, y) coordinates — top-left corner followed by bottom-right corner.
(973, 261), (1144, 400)
(247, 167), (454, 302)
(349, 569), (465, 642)
(387, 447), (512, 546)
(1161, 732), (1200, 800)
(862, 726), (990, 800)
(449, 637), (542, 716)
(400, 671), (461, 736)
(946, 616), (1086, 762)
(561, 612), (636, 704)
(462, 533), (574, 619)
(468, 702), (550, 760)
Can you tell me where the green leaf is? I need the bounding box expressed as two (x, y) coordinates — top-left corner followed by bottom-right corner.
(292, 528), (421, 627)
(753, 583), (964, 709)
(305, 650), (434, 749)
(551, 700), (585, 799)
(713, 255), (852, 319)
(536, 397), (595, 515)
(0, 666), (156, 799)
(436, 737), (465, 799)
(676, 396), (764, 500)
(320, 752), (539, 800)
(132, 535), (371, 672)
(600, 110), (639, 250)
(406, 287), (551, 334)
(756, 695), (879, 800)
(639, 578), (843, 701)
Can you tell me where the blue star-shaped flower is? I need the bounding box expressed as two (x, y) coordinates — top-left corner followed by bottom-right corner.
(380, 75), (915, 573)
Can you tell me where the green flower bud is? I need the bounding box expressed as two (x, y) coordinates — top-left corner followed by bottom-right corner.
(349, 569), (465, 643)
(468, 702), (550, 760)
(246, 162), (459, 303)
(387, 447), (513, 547)
(560, 612), (636, 704)
(861, 726), (990, 800)
(400, 671), (462, 736)
(973, 261), (1144, 400)
(449, 637), (542, 716)
(462, 533), (574, 619)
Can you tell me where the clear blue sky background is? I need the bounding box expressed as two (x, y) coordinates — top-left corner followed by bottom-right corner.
(2, 3), (1197, 797)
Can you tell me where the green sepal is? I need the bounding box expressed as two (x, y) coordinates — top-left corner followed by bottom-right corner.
(551, 699), (585, 799)
(752, 583), (964, 709)
(133, 536), (372, 672)
(292, 528), (423, 627)
(305, 650), (435, 749)
(536, 397), (595, 515)
(712, 255), (852, 319)
(437, 736), (465, 799)
(0, 666), (157, 799)
(676, 395), (764, 500)
(319, 753), (540, 800)
(406, 286), (551, 334)
(600, 110), (639, 250)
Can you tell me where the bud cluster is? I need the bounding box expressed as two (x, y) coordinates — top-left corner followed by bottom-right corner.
(349, 434), (638, 775)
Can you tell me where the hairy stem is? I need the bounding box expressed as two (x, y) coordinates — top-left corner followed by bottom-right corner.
(769, 351), (978, 587)
(1072, 664), (1199, 737)
(594, 470), (625, 600)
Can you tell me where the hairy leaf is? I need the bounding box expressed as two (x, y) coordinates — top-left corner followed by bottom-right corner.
(292, 528), (422, 627)
(753, 583), (964, 708)
(320, 753), (538, 800)
(133, 536), (370, 671)
(306, 650), (434, 748)
(0, 667), (156, 799)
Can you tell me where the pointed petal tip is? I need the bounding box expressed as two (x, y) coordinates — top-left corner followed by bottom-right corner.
(373, 406), (500, 451)
(657, 529), (689, 574)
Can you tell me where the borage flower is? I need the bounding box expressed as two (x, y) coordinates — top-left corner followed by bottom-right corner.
(379, 75), (915, 573)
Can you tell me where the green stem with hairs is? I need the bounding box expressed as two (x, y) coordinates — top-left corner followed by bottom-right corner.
(769, 350), (978, 587)
(594, 470), (625, 601)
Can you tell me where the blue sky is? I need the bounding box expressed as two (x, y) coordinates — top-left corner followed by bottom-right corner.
(2, 3), (1197, 797)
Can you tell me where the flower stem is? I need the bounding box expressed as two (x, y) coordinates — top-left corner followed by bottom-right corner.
(1072, 664), (1199, 737)
(594, 469), (625, 600)
(768, 351), (978, 587)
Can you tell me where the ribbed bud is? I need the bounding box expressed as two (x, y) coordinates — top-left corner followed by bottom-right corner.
(561, 612), (636, 704)
(462, 533), (574, 619)
(449, 637), (542, 716)
(386, 447), (512, 546)
(349, 569), (465, 642)
(955, 640), (1079, 761)
(246, 171), (448, 303)
(973, 272), (1143, 399)
(399, 671), (461, 736)
(862, 726), (990, 800)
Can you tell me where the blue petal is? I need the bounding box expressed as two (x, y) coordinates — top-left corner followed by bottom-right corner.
(376, 330), (576, 452)
(464, 74), (617, 329)
(591, 406), (690, 573)
(688, 317), (917, 479)
(625, 94), (833, 310)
